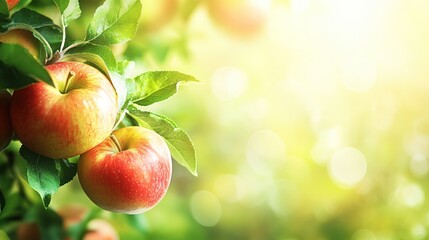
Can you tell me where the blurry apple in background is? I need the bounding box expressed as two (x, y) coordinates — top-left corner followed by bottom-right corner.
(84, 219), (119, 240)
(16, 222), (40, 240)
(57, 205), (118, 240)
(0, 29), (40, 58)
(57, 204), (88, 229)
(140, 0), (178, 32)
(207, 0), (272, 37)
(10, 61), (117, 159)
(0, 90), (13, 151)
(78, 126), (172, 214)
(6, 0), (20, 10)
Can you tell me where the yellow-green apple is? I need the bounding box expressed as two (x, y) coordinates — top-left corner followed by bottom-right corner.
(78, 126), (172, 214)
(207, 0), (272, 36)
(6, 0), (19, 10)
(10, 61), (117, 159)
(0, 90), (13, 151)
(140, 0), (178, 32)
(0, 29), (40, 58)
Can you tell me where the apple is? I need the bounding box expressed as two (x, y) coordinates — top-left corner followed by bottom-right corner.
(10, 61), (117, 159)
(78, 126), (172, 214)
(207, 0), (272, 36)
(0, 90), (13, 151)
(0, 29), (39, 58)
(57, 204), (88, 229)
(16, 222), (41, 240)
(6, 0), (19, 10)
(84, 219), (119, 240)
(140, 0), (178, 32)
(57, 205), (118, 240)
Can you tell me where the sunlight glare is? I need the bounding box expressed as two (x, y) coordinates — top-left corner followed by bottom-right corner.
(211, 67), (248, 101)
(328, 147), (367, 187)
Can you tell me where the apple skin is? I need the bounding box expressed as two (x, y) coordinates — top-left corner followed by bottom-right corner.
(207, 0), (271, 36)
(78, 126), (172, 214)
(6, 0), (20, 10)
(0, 90), (13, 151)
(10, 61), (117, 159)
(0, 29), (39, 58)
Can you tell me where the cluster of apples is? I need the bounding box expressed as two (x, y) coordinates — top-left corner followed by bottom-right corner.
(0, 1), (172, 215)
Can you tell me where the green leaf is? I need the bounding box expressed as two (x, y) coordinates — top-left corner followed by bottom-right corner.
(130, 71), (199, 106)
(0, 190), (4, 213)
(55, 159), (77, 187)
(36, 25), (63, 54)
(19, 146), (60, 208)
(0, 61), (38, 89)
(86, 0), (141, 45)
(116, 60), (135, 78)
(53, 0), (81, 27)
(11, 0), (31, 12)
(110, 72), (129, 111)
(25, 207), (65, 240)
(126, 215), (149, 233)
(0, 192), (27, 223)
(0, 43), (54, 89)
(11, 8), (57, 28)
(127, 105), (198, 176)
(114, 60), (137, 109)
(9, 8), (63, 60)
(61, 52), (111, 80)
(0, 0), (8, 17)
(66, 43), (117, 71)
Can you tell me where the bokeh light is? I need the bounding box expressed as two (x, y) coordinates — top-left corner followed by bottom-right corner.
(328, 147), (367, 187)
(246, 129), (286, 176)
(190, 191), (222, 227)
(211, 66), (248, 101)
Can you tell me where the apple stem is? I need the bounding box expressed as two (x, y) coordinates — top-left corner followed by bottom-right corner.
(110, 134), (122, 152)
(63, 71), (75, 94)
(60, 16), (67, 52)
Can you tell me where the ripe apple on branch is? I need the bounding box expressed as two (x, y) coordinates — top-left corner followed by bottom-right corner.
(10, 61), (118, 159)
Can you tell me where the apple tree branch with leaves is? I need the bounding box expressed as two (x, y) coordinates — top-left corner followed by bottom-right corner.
(0, 0), (198, 238)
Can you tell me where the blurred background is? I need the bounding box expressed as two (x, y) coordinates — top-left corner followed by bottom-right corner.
(7, 0), (429, 239)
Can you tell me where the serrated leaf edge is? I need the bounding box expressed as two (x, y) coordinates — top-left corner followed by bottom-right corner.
(127, 105), (198, 176)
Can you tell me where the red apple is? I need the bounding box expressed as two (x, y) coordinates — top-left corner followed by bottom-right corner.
(0, 90), (13, 151)
(6, 0), (19, 10)
(0, 29), (40, 58)
(207, 0), (272, 36)
(10, 61), (117, 159)
(78, 126), (172, 214)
